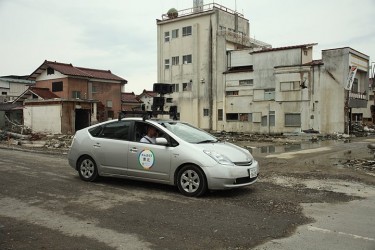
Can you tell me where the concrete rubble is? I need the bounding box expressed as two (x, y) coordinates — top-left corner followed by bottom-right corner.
(1, 128), (375, 172)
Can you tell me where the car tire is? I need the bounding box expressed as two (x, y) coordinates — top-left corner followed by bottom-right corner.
(177, 165), (207, 197)
(78, 156), (99, 182)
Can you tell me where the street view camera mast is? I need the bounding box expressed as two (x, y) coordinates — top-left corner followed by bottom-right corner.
(118, 83), (176, 121)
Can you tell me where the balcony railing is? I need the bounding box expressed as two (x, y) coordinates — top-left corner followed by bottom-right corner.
(349, 91), (367, 100)
(161, 3), (244, 20)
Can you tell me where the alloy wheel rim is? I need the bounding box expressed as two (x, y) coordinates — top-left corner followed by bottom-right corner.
(181, 169), (200, 193)
(80, 159), (94, 178)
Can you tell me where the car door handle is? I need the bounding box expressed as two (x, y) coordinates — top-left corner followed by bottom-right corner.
(93, 143), (101, 148)
(130, 147), (138, 153)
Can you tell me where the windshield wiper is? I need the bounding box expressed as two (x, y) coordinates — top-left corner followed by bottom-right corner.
(196, 139), (218, 144)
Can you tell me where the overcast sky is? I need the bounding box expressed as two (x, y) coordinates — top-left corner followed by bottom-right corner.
(1, 0), (374, 94)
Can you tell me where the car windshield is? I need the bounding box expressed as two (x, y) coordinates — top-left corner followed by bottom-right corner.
(160, 122), (218, 143)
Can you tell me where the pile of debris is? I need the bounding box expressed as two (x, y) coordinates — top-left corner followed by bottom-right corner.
(0, 130), (73, 150)
(342, 159), (375, 172)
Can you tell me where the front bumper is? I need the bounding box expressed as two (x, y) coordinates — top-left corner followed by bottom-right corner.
(204, 160), (259, 190)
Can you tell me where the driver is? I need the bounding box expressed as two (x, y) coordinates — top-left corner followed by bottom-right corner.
(140, 126), (158, 144)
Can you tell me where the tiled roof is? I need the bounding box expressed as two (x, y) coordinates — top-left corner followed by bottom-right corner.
(139, 89), (158, 98)
(121, 92), (142, 103)
(30, 87), (60, 99)
(29, 60), (127, 83)
(251, 43), (318, 54)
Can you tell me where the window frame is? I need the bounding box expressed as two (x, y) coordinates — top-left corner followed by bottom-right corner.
(165, 59), (170, 69)
(52, 81), (63, 92)
(182, 54), (192, 64)
(72, 91), (81, 99)
(172, 56), (179, 65)
(239, 79), (254, 86)
(182, 26), (192, 36)
(172, 29), (179, 38)
(164, 31), (170, 42)
(285, 113), (301, 127)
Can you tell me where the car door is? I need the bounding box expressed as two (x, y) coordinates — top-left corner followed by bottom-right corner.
(91, 120), (131, 176)
(127, 122), (172, 181)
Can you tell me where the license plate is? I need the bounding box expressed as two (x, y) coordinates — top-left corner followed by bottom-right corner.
(248, 168), (257, 178)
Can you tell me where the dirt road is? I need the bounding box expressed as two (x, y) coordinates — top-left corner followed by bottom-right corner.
(0, 137), (374, 249)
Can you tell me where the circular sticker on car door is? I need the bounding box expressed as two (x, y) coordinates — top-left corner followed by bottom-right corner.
(138, 149), (155, 169)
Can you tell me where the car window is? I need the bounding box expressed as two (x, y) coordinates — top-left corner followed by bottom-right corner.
(88, 125), (103, 137)
(134, 121), (179, 146)
(161, 122), (217, 143)
(97, 121), (131, 140)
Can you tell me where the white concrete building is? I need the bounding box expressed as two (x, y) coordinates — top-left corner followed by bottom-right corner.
(157, 3), (370, 134)
(157, 3), (269, 130)
(223, 46), (369, 134)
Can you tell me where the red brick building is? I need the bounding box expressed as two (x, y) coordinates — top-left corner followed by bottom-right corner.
(29, 60), (127, 121)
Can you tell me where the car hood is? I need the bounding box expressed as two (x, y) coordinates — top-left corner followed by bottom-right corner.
(195, 142), (253, 163)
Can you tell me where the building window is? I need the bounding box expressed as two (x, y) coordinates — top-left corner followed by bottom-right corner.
(203, 109), (209, 116)
(269, 111), (275, 126)
(239, 113), (248, 121)
(107, 100), (113, 108)
(92, 85), (97, 93)
(183, 82), (192, 91)
(164, 31), (170, 42)
(52, 81), (63, 92)
(303, 50), (308, 56)
(182, 54), (192, 64)
(226, 91), (239, 96)
(72, 91), (81, 99)
(47, 67), (54, 75)
(166, 98), (173, 103)
(264, 88), (275, 100)
(165, 59), (170, 69)
(261, 116), (268, 127)
(218, 109), (223, 121)
(172, 29), (179, 38)
(172, 56), (179, 65)
(107, 110), (114, 119)
(226, 113), (238, 121)
(285, 113), (301, 127)
(1, 92), (7, 95)
(352, 78), (359, 92)
(248, 113), (253, 122)
(182, 26), (192, 36)
(239, 79), (253, 86)
(280, 81), (300, 91)
(172, 83), (179, 92)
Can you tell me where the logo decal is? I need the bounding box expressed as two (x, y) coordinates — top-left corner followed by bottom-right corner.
(138, 149), (155, 169)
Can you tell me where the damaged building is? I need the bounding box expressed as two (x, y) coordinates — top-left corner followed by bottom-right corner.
(4, 60), (127, 134)
(157, 2), (370, 135)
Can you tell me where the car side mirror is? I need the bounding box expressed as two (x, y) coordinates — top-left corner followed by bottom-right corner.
(155, 137), (168, 146)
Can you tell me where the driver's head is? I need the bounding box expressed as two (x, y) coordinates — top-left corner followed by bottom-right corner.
(147, 126), (157, 137)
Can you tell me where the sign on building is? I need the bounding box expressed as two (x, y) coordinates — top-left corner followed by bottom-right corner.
(345, 66), (358, 90)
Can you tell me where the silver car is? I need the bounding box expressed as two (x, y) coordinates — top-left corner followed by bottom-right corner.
(68, 118), (259, 197)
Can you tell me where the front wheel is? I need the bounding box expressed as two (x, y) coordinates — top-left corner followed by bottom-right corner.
(177, 165), (207, 197)
(78, 156), (98, 182)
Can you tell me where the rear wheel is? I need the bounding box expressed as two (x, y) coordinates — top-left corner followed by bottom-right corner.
(177, 165), (207, 197)
(78, 156), (98, 182)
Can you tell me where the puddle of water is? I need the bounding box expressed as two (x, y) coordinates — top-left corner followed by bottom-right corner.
(240, 140), (344, 155)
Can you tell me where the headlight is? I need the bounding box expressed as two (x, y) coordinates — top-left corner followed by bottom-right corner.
(203, 150), (234, 166)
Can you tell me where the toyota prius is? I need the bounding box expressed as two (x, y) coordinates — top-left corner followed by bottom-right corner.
(68, 118), (259, 197)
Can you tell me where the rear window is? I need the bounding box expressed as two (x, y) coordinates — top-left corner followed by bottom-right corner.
(89, 121), (131, 140)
